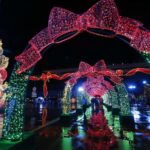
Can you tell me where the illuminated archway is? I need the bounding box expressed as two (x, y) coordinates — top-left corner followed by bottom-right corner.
(3, 0), (150, 140)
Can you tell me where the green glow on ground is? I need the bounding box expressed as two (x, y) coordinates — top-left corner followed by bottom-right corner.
(0, 132), (33, 150)
(61, 127), (73, 150)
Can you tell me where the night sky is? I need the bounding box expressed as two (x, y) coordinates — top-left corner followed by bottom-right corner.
(0, 0), (150, 75)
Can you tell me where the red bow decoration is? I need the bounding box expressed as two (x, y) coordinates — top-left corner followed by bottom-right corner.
(16, 0), (150, 74)
(67, 59), (107, 84)
(67, 59), (122, 85)
(29, 72), (61, 97)
(29, 71), (71, 97)
(97, 70), (123, 84)
(59, 73), (73, 80)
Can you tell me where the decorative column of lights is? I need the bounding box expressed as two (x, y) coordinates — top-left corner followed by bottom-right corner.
(102, 91), (112, 106)
(2, 62), (32, 140)
(113, 116), (121, 138)
(0, 40), (9, 107)
(0, 40), (9, 138)
(102, 93), (108, 105)
(109, 89), (119, 109)
(62, 83), (72, 114)
(103, 104), (113, 127)
(122, 131), (134, 149)
(108, 90), (112, 106)
(103, 103), (121, 138)
(116, 84), (130, 116)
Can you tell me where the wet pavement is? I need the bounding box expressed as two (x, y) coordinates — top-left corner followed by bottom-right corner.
(24, 101), (62, 131)
(29, 108), (117, 150)
(1, 102), (150, 150)
(30, 104), (150, 150)
(131, 104), (150, 150)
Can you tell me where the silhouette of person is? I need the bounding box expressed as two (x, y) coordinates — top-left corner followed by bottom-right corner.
(91, 95), (100, 114)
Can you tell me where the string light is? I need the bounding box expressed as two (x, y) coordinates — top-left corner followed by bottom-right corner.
(2, 63), (32, 140)
(0, 40), (9, 138)
(62, 83), (72, 114)
(116, 85), (130, 116)
(109, 89), (119, 109)
(16, 0), (150, 74)
(103, 84), (130, 116)
(2, 0), (150, 141)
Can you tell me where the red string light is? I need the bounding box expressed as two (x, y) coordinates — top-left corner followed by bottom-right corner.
(15, 0), (150, 74)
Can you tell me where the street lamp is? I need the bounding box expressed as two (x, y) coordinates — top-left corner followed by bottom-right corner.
(128, 85), (136, 90)
(142, 80), (147, 84)
(78, 87), (84, 92)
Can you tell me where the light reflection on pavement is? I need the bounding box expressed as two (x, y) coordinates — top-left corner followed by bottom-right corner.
(21, 103), (150, 150)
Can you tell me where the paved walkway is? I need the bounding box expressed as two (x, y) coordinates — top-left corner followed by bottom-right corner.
(1, 104), (150, 150)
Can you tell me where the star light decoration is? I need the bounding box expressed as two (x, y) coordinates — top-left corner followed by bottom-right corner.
(15, 0), (150, 74)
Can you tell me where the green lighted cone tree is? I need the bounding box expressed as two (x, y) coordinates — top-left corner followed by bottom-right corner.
(2, 62), (32, 140)
(116, 84), (130, 116)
